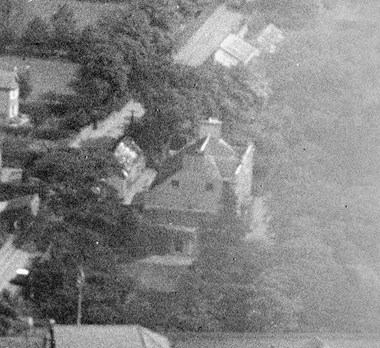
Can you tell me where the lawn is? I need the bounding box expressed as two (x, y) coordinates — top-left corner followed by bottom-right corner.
(0, 55), (78, 102)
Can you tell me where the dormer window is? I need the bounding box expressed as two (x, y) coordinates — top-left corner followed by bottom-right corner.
(205, 182), (214, 191)
(171, 179), (179, 188)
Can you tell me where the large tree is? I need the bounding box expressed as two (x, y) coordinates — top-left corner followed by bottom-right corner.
(16, 147), (135, 323)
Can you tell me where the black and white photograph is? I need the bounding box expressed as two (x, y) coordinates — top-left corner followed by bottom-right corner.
(0, 0), (380, 347)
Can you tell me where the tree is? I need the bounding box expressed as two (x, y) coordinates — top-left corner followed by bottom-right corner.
(0, 0), (24, 44)
(17, 147), (134, 323)
(17, 67), (32, 102)
(22, 17), (50, 47)
(0, 290), (23, 336)
(50, 4), (79, 51)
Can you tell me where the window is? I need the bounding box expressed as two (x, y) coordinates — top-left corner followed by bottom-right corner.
(205, 182), (214, 191)
(171, 179), (179, 188)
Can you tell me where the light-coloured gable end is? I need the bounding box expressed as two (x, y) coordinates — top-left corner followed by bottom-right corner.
(202, 135), (238, 159)
(234, 143), (255, 209)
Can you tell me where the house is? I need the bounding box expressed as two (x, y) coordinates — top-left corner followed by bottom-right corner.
(141, 118), (254, 224)
(127, 118), (254, 292)
(0, 70), (19, 121)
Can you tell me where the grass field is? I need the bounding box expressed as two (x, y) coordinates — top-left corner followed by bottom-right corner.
(0, 55), (78, 102)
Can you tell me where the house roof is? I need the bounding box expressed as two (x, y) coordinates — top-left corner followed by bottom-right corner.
(0, 70), (18, 89)
(150, 137), (207, 188)
(151, 134), (250, 187)
(219, 34), (260, 64)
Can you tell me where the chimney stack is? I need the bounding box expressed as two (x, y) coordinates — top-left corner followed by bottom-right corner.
(198, 118), (222, 139)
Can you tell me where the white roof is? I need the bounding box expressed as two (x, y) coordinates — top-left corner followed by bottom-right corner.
(219, 34), (260, 64)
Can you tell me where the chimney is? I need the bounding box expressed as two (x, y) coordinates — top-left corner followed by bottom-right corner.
(198, 118), (222, 139)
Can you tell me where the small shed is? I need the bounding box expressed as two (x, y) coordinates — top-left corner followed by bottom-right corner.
(0, 69), (19, 120)
(53, 324), (172, 348)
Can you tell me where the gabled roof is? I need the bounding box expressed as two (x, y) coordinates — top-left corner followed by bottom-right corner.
(151, 137), (208, 187)
(201, 135), (238, 159)
(213, 157), (240, 180)
(151, 134), (248, 187)
(0, 70), (18, 90)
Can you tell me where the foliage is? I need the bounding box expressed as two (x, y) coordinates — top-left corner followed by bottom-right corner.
(50, 4), (79, 51)
(16, 147), (148, 324)
(0, 290), (25, 337)
(22, 17), (50, 47)
(17, 67), (32, 101)
(0, 25), (15, 52)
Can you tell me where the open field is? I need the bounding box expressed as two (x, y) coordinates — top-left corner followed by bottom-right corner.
(0, 55), (78, 102)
